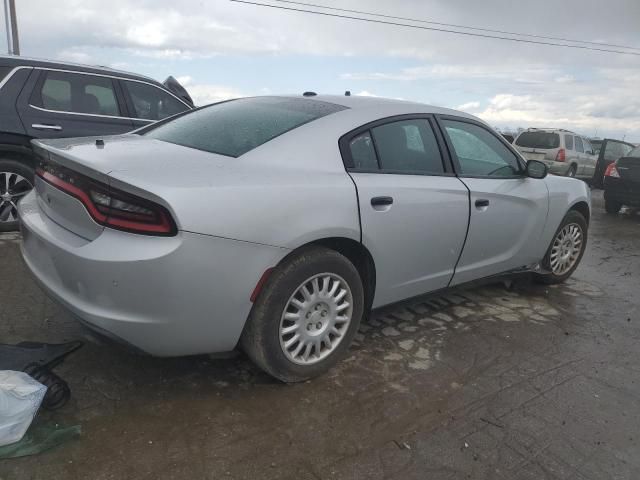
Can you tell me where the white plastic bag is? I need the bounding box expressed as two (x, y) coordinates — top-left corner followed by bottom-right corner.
(0, 371), (47, 447)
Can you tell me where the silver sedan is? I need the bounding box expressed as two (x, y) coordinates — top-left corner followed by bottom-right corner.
(19, 95), (591, 381)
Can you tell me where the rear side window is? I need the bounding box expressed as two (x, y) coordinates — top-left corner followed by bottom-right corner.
(33, 70), (120, 116)
(123, 80), (188, 121)
(575, 136), (584, 153)
(564, 134), (574, 150)
(515, 131), (560, 149)
(348, 132), (378, 170)
(145, 97), (347, 157)
(370, 119), (444, 174)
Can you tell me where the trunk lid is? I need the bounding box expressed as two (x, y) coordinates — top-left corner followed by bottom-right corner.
(31, 135), (233, 239)
(616, 156), (640, 188)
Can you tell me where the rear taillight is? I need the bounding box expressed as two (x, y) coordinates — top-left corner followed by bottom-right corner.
(36, 160), (176, 236)
(555, 148), (566, 162)
(604, 162), (620, 178)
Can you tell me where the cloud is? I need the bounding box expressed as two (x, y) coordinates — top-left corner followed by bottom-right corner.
(456, 101), (481, 111)
(11, 0), (640, 140)
(173, 76), (246, 106)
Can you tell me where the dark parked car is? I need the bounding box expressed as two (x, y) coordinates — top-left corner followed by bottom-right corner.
(603, 145), (640, 213)
(591, 138), (635, 188)
(0, 55), (194, 231)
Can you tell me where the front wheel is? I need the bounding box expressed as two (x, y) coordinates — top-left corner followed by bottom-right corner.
(566, 164), (577, 177)
(241, 246), (364, 382)
(534, 210), (587, 284)
(0, 159), (35, 232)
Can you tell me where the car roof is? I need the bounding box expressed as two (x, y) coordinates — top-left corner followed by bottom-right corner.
(299, 94), (477, 117)
(0, 54), (160, 84)
(254, 94), (484, 130)
(520, 128), (578, 135)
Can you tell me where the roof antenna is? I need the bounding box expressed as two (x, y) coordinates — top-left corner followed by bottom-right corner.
(345, 90), (351, 96)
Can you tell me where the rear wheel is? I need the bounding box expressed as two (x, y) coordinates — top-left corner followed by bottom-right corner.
(241, 246), (364, 382)
(604, 199), (622, 214)
(0, 160), (35, 232)
(566, 164), (577, 177)
(534, 210), (587, 284)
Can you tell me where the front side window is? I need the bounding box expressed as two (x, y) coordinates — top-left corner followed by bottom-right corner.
(443, 120), (522, 177)
(34, 71), (120, 116)
(369, 119), (444, 174)
(145, 97), (346, 157)
(575, 136), (584, 153)
(583, 138), (594, 155)
(123, 81), (188, 121)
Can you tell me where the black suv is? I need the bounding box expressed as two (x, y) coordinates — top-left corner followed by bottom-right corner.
(0, 55), (194, 231)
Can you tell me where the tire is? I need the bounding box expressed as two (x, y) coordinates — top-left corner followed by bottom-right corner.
(0, 159), (35, 232)
(534, 210), (587, 285)
(566, 164), (577, 177)
(604, 199), (622, 214)
(241, 246), (364, 382)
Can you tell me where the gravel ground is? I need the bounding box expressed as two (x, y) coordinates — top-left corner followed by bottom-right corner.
(1, 189), (639, 480)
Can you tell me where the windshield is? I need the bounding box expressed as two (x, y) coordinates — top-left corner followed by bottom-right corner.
(144, 97), (347, 157)
(515, 131), (560, 149)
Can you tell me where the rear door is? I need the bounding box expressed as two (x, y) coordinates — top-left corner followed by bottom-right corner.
(438, 116), (549, 285)
(594, 140), (634, 187)
(16, 69), (134, 138)
(342, 115), (469, 307)
(120, 79), (191, 130)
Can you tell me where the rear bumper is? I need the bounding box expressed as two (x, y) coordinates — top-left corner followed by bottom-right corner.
(18, 191), (288, 356)
(604, 178), (640, 207)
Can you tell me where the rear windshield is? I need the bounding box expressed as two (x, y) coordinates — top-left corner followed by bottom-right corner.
(629, 146), (640, 158)
(515, 131), (560, 149)
(144, 97), (347, 157)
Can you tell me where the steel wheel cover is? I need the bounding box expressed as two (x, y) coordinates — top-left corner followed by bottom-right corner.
(0, 172), (33, 223)
(550, 223), (583, 275)
(279, 273), (353, 365)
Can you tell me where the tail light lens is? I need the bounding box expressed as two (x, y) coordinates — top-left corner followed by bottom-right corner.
(604, 162), (620, 178)
(555, 148), (566, 162)
(36, 159), (177, 236)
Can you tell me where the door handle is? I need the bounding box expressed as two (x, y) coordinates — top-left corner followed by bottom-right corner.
(32, 124), (62, 131)
(475, 199), (490, 208)
(371, 196), (394, 207)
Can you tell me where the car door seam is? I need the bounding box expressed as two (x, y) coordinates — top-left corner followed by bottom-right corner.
(448, 177), (472, 288)
(345, 170), (363, 243)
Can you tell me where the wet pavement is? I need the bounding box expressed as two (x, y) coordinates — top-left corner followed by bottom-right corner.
(1, 190), (639, 480)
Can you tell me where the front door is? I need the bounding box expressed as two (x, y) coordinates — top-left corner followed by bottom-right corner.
(343, 116), (469, 307)
(438, 117), (549, 285)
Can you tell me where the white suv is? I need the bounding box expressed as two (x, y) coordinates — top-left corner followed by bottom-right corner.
(513, 128), (597, 179)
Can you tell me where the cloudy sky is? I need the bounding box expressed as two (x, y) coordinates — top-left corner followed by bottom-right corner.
(3, 0), (640, 140)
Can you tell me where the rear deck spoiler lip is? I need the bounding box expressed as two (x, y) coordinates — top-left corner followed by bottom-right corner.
(30, 137), (176, 217)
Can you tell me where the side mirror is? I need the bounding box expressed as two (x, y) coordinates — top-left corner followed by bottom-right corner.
(526, 160), (548, 179)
